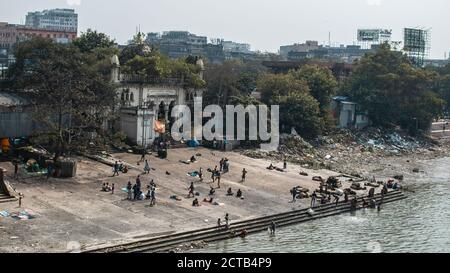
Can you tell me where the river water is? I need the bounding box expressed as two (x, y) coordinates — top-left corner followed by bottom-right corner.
(190, 157), (450, 253)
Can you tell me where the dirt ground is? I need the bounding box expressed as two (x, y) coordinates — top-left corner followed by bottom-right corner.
(0, 147), (350, 253)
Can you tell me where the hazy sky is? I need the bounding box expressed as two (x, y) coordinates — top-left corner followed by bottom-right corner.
(1, 0), (449, 58)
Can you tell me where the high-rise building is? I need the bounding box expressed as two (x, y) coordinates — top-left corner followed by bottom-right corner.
(221, 41), (251, 53)
(146, 31), (218, 61)
(25, 9), (78, 33)
(0, 22), (17, 51)
(1, 9), (78, 68)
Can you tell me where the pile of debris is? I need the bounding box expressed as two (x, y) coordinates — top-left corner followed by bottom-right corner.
(241, 134), (323, 168)
(242, 127), (441, 173)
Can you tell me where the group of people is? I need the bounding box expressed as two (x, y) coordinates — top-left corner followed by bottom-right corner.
(307, 179), (389, 211)
(112, 161), (128, 176)
(386, 179), (401, 191)
(219, 158), (230, 173)
(216, 213), (276, 238)
(308, 190), (343, 208)
(212, 137), (228, 151)
(125, 175), (156, 206)
(210, 166), (222, 188)
(217, 213), (230, 228)
(101, 182), (115, 194)
(227, 187), (243, 198)
(126, 176), (140, 200)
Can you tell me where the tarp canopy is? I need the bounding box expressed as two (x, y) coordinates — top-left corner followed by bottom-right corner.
(187, 139), (199, 147)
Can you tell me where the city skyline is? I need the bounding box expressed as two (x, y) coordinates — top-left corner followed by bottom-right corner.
(0, 0), (449, 59)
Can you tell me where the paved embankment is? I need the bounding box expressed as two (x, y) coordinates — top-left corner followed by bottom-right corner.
(84, 191), (406, 253)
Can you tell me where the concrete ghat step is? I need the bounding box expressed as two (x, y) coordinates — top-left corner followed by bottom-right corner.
(89, 192), (404, 253)
(84, 191), (405, 253)
(0, 198), (17, 203)
(0, 192), (17, 203)
(84, 191), (403, 252)
(130, 194), (406, 253)
(154, 195), (408, 253)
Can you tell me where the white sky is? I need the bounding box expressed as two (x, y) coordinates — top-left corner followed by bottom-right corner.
(0, 0), (448, 58)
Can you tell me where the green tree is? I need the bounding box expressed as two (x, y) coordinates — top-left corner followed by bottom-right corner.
(119, 33), (153, 64)
(289, 65), (338, 111)
(73, 29), (116, 53)
(203, 60), (266, 107)
(258, 73), (309, 104)
(258, 73), (323, 138)
(345, 43), (444, 132)
(8, 37), (117, 156)
(121, 55), (162, 77)
(435, 72), (450, 115)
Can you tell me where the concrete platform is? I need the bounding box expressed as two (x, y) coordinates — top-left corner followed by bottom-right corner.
(0, 147), (362, 253)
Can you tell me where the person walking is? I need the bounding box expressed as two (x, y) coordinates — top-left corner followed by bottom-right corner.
(211, 166), (218, 183)
(292, 187), (297, 203)
(14, 162), (19, 180)
(132, 184), (138, 200)
(269, 221), (276, 235)
(127, 181), (132, 200)
(209, 186), (215, 196)
(311, 191), (317, 207)
(198, 167), (203, 182)
(140, 149), (146, 162)
(223, 137), (228, 151)
(219, 159), (224, 172)
(112, 161), (120, 177)
(150, 187), (156, 206)
(223, 158), (230, 173)
(225, 213), (229, 228)
(144, 159), (150, 174)
(136, 175), (141, 192)
(111, 183), (115, 195)
(216, 171), (221, 189)
(241, 168), (248, 182)
(188, 182), (195, 198)
(334, 194), (339, 206)
(46, 163), (53, 180)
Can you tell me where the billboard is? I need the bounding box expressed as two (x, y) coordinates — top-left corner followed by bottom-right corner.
(404, 28), (427, 52)
(357, 29), (392, 42)
(403, 28), (430, 67)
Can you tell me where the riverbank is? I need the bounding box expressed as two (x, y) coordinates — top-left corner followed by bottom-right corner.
(190, 156), (450, 253)
(1, 147), (342, 252)
(242, 127), (450, 180)
(0, 131), (446, 252)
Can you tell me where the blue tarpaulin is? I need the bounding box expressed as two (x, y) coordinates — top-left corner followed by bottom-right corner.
(187, 139), (199, 147)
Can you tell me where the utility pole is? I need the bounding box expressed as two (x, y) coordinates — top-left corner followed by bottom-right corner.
(142, 100), (148, 148)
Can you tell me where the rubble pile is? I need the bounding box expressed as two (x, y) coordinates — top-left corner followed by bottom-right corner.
(242, 127), (445, 175)
(242, 134), (323, 168)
